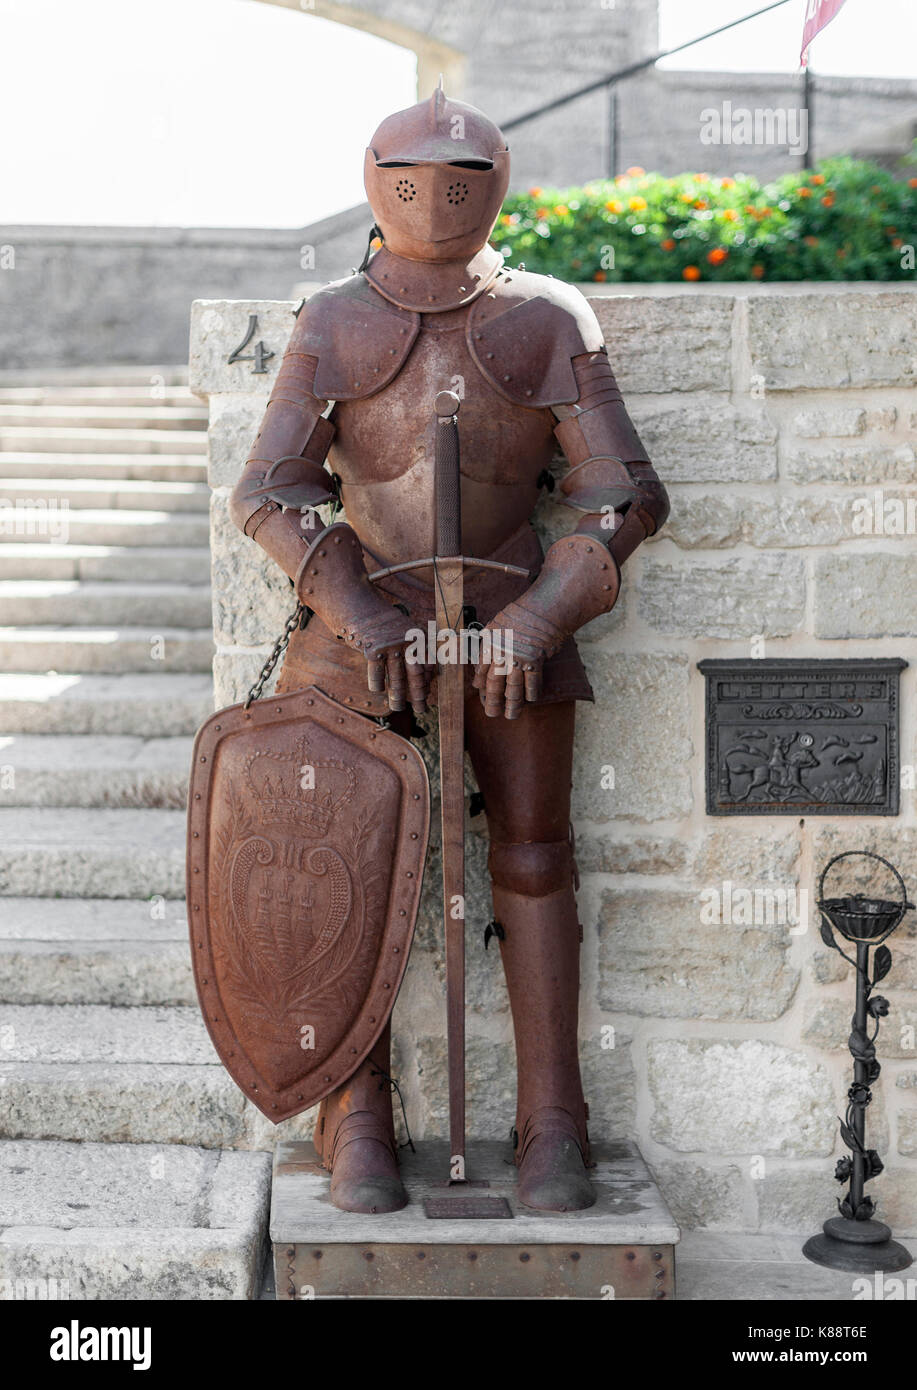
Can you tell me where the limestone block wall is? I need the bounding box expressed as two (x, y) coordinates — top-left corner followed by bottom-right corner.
(190, 285), (917, 1234)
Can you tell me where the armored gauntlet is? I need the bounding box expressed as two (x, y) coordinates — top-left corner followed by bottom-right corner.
(295, 522), (429, 716)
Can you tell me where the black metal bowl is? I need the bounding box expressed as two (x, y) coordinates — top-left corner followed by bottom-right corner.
(819, 895), (904, 941)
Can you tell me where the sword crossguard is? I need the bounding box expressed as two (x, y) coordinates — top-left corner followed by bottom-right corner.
(368, 556), (531, 585)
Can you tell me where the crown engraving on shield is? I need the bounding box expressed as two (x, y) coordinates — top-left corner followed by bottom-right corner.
(244, 736), (357, 834)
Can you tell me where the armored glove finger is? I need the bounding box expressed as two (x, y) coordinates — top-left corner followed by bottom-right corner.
(473, 602), (560, 719)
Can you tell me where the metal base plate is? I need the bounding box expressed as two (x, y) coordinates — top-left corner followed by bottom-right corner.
(803, 1225), (914, 1274)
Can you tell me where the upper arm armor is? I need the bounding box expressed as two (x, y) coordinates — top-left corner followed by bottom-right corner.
(554, 352), (668, 535)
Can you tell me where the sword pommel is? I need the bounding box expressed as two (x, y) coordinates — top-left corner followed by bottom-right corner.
(434, 390), (461, 418)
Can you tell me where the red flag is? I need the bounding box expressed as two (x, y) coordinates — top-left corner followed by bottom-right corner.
(801, 0), (848, 66)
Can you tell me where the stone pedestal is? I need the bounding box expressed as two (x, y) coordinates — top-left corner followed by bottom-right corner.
(271, 1139), (678, 1300)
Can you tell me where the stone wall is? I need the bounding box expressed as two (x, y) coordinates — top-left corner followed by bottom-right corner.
(190, 285), (917, 1234)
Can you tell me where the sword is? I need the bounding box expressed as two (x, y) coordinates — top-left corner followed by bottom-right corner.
(368, 390), (529, 1181)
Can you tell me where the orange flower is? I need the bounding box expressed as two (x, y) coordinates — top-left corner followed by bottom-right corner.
(694, 199), (708, 210)
(528, 186), (542, 197)
(745, 204), (757, 214)
(810, 174), (826, 185)
(891, 238), (903, 248)
(660, 238), (676, 251)
(803, 235), (819, 247)
(625, 165), (645, 178)
(751, 264), (765, 279)
(707, 247), (729, 265)
(679, 192), (694, 203)
(553, 204), (569, 217)
(723, 208), (738, 222)
(605, 199), (622, 214)
(535, 208), (549, 220)
(909, 178), (917, 189)
(500, 214), (512, 225)
(760, 207), (773, 217)
(821, 193), (835, 207)
(798, 187), (812, 198)
(370, 236), (383, 250)
(629, 196), (647, 212)
(594, 269), (607, 282)
(696, 173), (709, 183)
(885, 226), (898, 235)
(682, 265), (701, 281)
(720, 177), (736, 188)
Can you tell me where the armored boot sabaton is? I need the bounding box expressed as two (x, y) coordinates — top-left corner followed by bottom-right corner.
(313, 1023), (407, 1215)
(495, 885), (595, 1212)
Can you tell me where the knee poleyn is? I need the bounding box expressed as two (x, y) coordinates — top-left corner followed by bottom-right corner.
(488, 838), (575, 897)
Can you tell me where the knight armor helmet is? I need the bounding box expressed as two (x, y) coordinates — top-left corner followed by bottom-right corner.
(363, 84), (510, 262)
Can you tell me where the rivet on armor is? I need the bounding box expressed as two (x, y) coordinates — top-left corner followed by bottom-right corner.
(525, 388), (533, 397)
(503, 374), (511, 382)
(486, 352), (494, 359)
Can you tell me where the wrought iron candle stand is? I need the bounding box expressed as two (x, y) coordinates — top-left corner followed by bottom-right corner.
(803, 850), (914, 1274)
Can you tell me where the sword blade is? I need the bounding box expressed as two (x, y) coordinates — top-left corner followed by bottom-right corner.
(435, 558), (466, 1174)
(432, 389), (466, 1177)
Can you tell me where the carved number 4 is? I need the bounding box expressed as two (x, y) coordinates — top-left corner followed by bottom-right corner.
(228, 314), (275, 374)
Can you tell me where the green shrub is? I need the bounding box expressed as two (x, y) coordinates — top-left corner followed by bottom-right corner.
(491, 157), (917, 282)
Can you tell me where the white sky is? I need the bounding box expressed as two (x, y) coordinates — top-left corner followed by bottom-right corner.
(0, 0), (914, 228)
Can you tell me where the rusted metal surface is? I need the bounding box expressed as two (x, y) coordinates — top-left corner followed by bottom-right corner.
(278, 1241), (674, 1300)
(186, 685), (429, 1121)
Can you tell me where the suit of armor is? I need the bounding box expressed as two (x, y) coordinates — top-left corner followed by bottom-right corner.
(230, 89), (668, 1214)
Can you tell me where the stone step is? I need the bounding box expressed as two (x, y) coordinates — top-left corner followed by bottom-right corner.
(0, 898), (193, 1005)
(0, 807), (185, 897)
(0, 426), (207, 455)
(0, 581), (212, 627)
(0, 734), (193, 808)
(0, 544), (209, 583)
(0, 451), (206, 481)
(0, 507), (210, 547)
(0, 626), (213, 674)
(0, 366), (189, 388)
(0, 1140), (270, 1300)
(0, 1002), (294, 1149)
(0, 386), (198, 409)
(0, 405), (207, 431)
(0, 672), (213, 735)
(0, 478), (210, 511)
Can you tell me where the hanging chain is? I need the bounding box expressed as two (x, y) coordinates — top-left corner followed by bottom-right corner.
(243, 493), (341, 709)
(244, 601), (306, 708)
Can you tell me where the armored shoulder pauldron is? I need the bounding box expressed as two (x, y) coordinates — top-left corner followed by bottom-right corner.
(297, 275), (419, 401)
(465, 270), (605, 408)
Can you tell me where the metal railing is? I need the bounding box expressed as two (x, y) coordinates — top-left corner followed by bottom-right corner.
(498, 0), (818, 173)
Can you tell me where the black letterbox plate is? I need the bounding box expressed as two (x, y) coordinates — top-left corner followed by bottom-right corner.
(697, 658), (907, 816)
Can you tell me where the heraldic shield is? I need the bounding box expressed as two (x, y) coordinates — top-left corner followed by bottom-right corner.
(186, 685), (430, 1122)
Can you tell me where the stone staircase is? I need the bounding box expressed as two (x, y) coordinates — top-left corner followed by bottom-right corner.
(0, 368), (271, 1300)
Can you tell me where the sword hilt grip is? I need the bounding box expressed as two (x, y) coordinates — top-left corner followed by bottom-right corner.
(434, 391), (461, 560)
